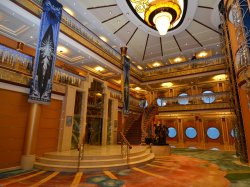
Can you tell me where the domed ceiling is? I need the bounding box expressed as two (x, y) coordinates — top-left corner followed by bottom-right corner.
(56, 0), (222, 70)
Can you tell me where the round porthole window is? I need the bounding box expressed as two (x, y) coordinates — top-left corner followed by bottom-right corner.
(168, 127), (177, 138)
(207, 127), (220, 139)
(178, 93), (189, 105)
(139, 99), (148, 108)
(231, 129), (235, 138)
(202, 91), (215, 104)
(157, 98), (167, 106)
(185, 127), (197, 139)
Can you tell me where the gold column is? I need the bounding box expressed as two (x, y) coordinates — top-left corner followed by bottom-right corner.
(21, 103), (41, 169)
(121, 47), (127, 56)
(200, 118), (205, 149)
(221, 118), (230, 149)
(177, 119), (184, 146)
(120, 46), (127, 134)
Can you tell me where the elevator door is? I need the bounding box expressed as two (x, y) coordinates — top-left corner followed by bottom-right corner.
(71, 91), (82, 149)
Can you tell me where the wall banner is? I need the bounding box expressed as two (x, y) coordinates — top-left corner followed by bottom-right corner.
(29, 0), (62, 104)
(123, 56), (130, 115)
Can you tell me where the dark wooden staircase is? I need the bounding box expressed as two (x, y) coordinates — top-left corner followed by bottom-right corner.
(124, 104), (158, 145)
(125, 115), (143, 145)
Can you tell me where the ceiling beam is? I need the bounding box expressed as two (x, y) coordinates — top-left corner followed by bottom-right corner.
(102, 13), (123, 23)
(143, 34), (149, 61)
(185, 29), (203, 47)
(173, 35), (182, 52)
(160, 37), (163, 57)
(193, 19), (221, 35)
(126, 27), (138, 46)
(198, 5), (213, 9)
(87, 4), (117, 10)
(113, 21), (130, 34)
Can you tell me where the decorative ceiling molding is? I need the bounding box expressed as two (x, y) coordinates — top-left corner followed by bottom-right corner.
(0, 24), (29, 36)
(193, 19), (221, 35)
(113, 21), (130, 34)
(126, 27), (138, 45)
(102, 13), (123, 23)
(87, 4), (117, 10)
(173, 35), (182, 52)
(142, 34), (149, 61)
(185, 29), (203, 47)
(198, 6), (214, 9)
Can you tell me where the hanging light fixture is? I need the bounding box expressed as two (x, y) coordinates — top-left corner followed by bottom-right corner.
(144, 0), (182, 35)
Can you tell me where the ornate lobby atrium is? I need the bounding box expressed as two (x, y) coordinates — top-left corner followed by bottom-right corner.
(0, 0), (250, 186)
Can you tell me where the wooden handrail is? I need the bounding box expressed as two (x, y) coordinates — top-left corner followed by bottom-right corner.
(120, 132), (132, 149)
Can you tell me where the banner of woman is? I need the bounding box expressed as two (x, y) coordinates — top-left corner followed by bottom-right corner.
(29, 0), (63, 104)
(123, 56), (130, 115)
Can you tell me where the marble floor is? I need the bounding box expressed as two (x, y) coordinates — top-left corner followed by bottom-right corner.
(1, 146), (250, 187)
(0, 155), (229, 187)
(0, 143), (250, 187)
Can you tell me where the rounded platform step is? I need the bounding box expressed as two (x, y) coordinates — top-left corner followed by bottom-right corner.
(34, 145), (155, 173)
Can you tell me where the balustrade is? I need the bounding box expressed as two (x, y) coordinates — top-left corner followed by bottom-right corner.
(31, 0), (120, 61)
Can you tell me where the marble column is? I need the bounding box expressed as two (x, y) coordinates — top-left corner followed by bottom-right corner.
(21, 103), (41, 169)
(177, 119), (184, 145)
(102, 83), (110, 145)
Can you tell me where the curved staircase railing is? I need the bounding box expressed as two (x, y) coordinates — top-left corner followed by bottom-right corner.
(77, 143), (84, 171)
(141, 104), (158, 144)
(120, 132), (132, 165)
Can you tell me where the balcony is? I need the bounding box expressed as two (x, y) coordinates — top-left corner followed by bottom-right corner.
(141, 55), (226, 82)
(157, 92), (232, 113)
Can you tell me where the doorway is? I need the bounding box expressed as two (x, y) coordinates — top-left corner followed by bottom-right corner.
(85, 80), (104, 145)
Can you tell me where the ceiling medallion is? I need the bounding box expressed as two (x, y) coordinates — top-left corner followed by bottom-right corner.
(130, 0), (149, 13)
(127, 0), (186, 35)
(145, 0), (182, 35)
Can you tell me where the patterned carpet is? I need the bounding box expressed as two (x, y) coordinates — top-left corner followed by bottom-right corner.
(172, 148), (250, 187)
(0, 148), (249, 187)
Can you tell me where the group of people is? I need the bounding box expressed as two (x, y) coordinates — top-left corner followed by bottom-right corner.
(146, 124), (169, 145)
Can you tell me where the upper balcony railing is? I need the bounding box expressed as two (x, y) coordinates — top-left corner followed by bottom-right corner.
(0, 44), (84, 87)
(31, 0), (121, 60)
(157, 91), (232, 111)
(143, 55), (225, 77)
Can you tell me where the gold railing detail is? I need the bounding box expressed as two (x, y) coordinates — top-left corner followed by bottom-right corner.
(77, 144), (84, 172)
(120, 132), (132, 166)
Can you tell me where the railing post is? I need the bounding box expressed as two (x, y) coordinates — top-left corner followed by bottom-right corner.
(77, 144), (84, 172)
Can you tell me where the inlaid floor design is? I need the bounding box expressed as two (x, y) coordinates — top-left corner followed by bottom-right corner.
(1, 148), (250, 187)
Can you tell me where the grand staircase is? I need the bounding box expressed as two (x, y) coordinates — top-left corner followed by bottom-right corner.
(125, 115), (142, 144)
(125, 104), (158, 145)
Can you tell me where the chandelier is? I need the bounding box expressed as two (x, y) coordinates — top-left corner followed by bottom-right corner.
(144, 0), (182, 35)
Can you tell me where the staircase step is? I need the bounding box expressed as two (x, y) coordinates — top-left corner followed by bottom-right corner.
(34, 146), (155, 173)
(34, 153), (155, 173)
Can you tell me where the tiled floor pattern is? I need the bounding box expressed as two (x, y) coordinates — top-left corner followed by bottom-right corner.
(0, 153), (231, 187)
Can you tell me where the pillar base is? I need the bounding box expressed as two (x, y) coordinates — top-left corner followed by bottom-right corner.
(21, 155), (35, 170)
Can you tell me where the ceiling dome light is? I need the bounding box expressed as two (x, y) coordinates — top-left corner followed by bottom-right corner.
(161, 82), (173, 87)
(144, 0), (182, 36)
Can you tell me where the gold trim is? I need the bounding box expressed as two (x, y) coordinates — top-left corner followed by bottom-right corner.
(145, 0), (182, 26)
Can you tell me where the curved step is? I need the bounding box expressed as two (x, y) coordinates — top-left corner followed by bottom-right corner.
(34, 145), (155, 172)
(34, 153), (155, 173)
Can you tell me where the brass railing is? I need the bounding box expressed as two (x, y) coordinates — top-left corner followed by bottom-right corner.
(31, 0), (121, 60)
(158, 102), (231, 112)
(157, 92), (232, 112)
(143, 55), (225, 76)
(159, 92), (231, 104)
(77, 143), (84, 172)
(120, 132), (132, 166)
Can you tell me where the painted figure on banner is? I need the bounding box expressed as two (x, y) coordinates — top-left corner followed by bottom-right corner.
(29, 0), (62, 104)
(123, 56), (130, 115)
